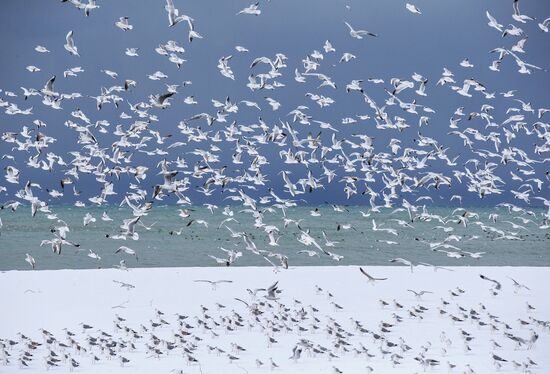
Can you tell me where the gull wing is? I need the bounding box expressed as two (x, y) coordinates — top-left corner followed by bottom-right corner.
(360, 267), (387, 281)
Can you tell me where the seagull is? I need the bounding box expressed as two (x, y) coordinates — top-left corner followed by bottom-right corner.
(115, 246), (138, 261)
(508, 277), (530, 292)
(217, 55), (235, 80)
(479, 274), (501, 290)
(289, 345), (302, 362)
(265, 281), (280, 300)
(82, 0), (99, 16)
(101, 212), (113, 221)
(150, 92), (175, 108)
(208, 255), (230, 266)
(269, 357), (279, 370)
(359, 267), (387, 284)
(115, 17), (133, 31)
(25, 253), (35, 269)
(207, 247), (241, 266)
(237, 2), (261, 16)
(222, 350), (239, 363)
(117, 215), (141, 240)
(125, 47), (139, 57)
(165, 0), (194, 27)
(87, 250), (101, 261)
(460, 58), (474, 68)
(512, 0), (534, 23)
(119, 356), (130, 367)
(112, 280), (135, 289)
(372, 219), (398, 236)
(389, 258), (414, 273)
(234, 298), (262, 315)
(344, 21), (377, 39)
(265, 97), (281, 111)
(462, 251), (485, 259)
(83, 212), (96, 226)
(407, 289), (433, 298)
(321, 248), (344, 262)
(405, 3), (422, 15)
(324, 40), (336, 52)
(340, 52), (356, 63)
(115, 260), (128, 271)
(322, 231), (339, 247)
(35, 45), (50, 53)
(240, 100), (261, 111)
(220, 247), (242, 264)
(193, 279), (233, 290)
(486, 11), (503, 32)
(64, 30), (79, 56)
(70, 358), (79, 370)
(297, 250), (320, 257)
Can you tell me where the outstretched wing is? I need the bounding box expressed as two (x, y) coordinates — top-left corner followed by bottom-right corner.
(45, 75), (56, 92)
(267, 281), (279, 293)
(66, 30), (74, 45)
(512, 0), (520, 16)
(234, 297), (249, 307)
(360, 267), (386, 280)
(158, 92), (175, 104)
(359, 267), (372, 279)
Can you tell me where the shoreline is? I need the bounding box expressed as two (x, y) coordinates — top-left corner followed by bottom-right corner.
(3, 264), (550, 273)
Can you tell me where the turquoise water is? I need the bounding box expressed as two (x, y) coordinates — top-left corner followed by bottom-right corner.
(0, 205), (548, 270)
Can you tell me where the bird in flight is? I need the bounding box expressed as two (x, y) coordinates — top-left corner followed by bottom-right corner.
(344, 22), (378, 39)
(359, 267), (387, 283)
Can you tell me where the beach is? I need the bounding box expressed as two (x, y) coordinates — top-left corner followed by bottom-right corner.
(1, 266), (548, 373)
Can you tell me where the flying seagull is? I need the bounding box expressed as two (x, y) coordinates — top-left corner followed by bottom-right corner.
(344, 22), (377, 39)
(194, 279), (233, 290)
(266, 281), (280, 300)
(25, 253), (35, 269)
(115, 246), (138, 261)
(486, 11), (503, 32)
(389, 258), (415, 273)
(112, 280), (135, 290)
(237, 2), (261, 16)
(407, 289), (433, 298)
(508, 277), (530, 292)
(234, 298), (262, 315)
(115, 16), (133, 31)
(480, 274), (502, 290)
(417, 262), (454, 272)
(359, 267), (387, 283)
(64, 30), (79, 56)
(405, 3), (422, 15)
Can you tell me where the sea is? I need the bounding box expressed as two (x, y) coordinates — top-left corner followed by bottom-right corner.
(0, 205), (548, 271)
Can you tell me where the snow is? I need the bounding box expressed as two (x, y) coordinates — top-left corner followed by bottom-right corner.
(0, 266), (548, 373)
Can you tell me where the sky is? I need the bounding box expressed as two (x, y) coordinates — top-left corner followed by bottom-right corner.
(0, 0), (549, 207)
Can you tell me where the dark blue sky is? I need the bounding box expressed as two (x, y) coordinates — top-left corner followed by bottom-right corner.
(0, 0), (549, 206)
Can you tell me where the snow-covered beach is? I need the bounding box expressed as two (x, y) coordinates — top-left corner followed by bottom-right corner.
(1, 266), (548, 373)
